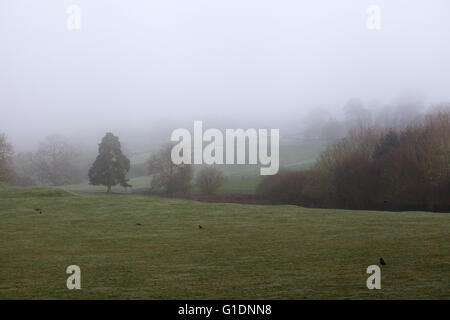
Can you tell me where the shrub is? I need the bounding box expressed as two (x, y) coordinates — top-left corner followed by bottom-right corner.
(257, 170), (319, 206)
(196, 166), (226, 194)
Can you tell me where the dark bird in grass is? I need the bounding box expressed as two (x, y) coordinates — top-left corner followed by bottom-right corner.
(39, 210), (42, 214)
(136, 223), (142, 226)
(35, 208), (41, 212)
(198, 225), (203, 229)
(379, 258), (386, 266)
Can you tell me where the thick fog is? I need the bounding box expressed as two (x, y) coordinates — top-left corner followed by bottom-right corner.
(1, 0), (450, 150)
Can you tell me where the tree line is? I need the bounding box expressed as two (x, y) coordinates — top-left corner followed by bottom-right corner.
(0, 131), (225, 195)
(258, 111), (450, 212)
(88, 136), (226, 195)
(0, 134), (87, 187)
(1, 101), (448, 208)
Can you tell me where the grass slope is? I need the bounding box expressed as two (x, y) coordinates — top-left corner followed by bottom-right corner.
(0, 184), (449, 299)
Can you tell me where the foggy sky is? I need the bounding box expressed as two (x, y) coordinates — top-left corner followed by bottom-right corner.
(1, 0), (450, 150)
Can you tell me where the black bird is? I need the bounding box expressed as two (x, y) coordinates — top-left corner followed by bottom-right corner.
(198, 225), (203, 229)
(39, 210), (42, 214)
(35, 208), (41, 212)
(379, 257), (386, 266)
(136, 223), (142, 226)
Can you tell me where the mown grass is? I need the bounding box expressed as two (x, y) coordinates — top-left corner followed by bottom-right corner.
(0, 184), (449, 299)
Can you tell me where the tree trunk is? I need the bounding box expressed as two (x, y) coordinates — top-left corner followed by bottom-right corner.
(107, 162), (113, 193)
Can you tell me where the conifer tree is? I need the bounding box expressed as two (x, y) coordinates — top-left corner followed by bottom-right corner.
(88, 133), (131, 193)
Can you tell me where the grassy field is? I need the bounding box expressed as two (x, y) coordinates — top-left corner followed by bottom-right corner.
(63, 143), (323, 194)
(1, 183), (449, 299)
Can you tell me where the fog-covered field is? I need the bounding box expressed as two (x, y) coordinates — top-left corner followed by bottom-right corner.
(1, 183), (449, 299)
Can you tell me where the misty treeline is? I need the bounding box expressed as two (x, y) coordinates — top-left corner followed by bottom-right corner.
(259, 109), (450, 212)
(0, 130), (226, 195)
(1, 98), (449, 207)
(300, 98), (447, 142)
(0, 134), (89, 186)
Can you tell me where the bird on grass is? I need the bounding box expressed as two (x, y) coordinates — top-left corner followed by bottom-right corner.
(198, 225), (203, 229)
(136, 223), (142, 226)
(34, 208), (41, 212)
(379, 257), (386, 266)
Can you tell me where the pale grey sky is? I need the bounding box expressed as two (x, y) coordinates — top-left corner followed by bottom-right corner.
(1, 0), (450, 149)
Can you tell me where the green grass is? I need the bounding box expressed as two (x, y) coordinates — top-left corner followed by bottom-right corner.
(217, 175), (262, 194)
(63, 173), (261, 195)
(0, 183), (449, 299)
(63, 176), (150, 194)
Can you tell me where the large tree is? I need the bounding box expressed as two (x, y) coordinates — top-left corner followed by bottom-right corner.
(88, 132), (131, 193)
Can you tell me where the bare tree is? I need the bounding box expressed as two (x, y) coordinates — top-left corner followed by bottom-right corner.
(12, 152), (36, 186)
(148, 144), (193, 195)
(33, 134), (82, 186)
